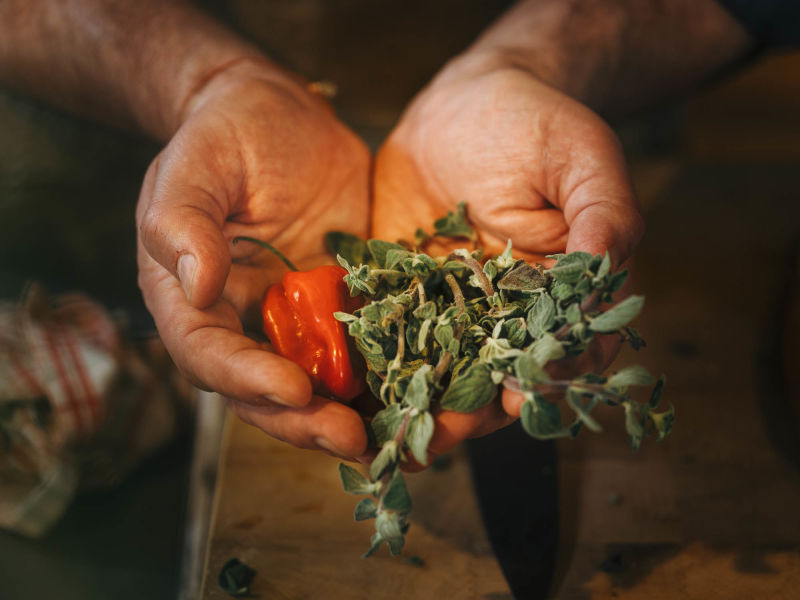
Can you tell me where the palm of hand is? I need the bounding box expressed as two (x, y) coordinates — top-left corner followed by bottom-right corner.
(374, 68), (639, 262)
(145, 79), (369, 326)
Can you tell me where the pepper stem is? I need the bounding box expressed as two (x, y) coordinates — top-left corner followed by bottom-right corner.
(233, 236), (298, 272)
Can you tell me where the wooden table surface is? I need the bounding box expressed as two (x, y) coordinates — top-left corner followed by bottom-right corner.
(201, 418), (511, 599)
(550, 157), (800, 598)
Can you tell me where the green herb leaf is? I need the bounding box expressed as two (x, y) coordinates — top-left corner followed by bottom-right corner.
(382, 472), (412, 512)
(370, 441), (400, 480)
(608, 270), (628, 292)
(513, 352), (551, 390)
(566, 302), (582, 324)
(406, 411), (435, 465)
(371, 404), (408, 445)
(404, 365), (433, 411)
(368, 239), (407, 268)
(597, 252), (611, 279)
(376, 511), (404, 540)
(531, 333), (566, 365)
(440, 362), (498, 412)
(551, 282), (575, 301)
(649, 375), (666, 408)
(650, 404), (675, 441)
(504, 317), (528, 347)
(483, 259), (498, 282)
(365, 370), (383, 400)
(566, 388), (602, 432)
(589, 295), (644, 332)
(325, 231), (369, 266)
(624, 326), (647, 350)
(623, 401), (650, 451)
(548, 252), (592, 283)
(607, 365), (654, 389)
(339, 463), (377, 495)
(354, 498), (378, 521)
(497, 262), (547, 291)
(417, 318), (432, 353)
(433, 201), (476, 240)
(363, 533), (384, 558)
(495, 239), (516, 268)
(413, 301), (437, 320)
(520, 392), (568, 439)
(333, 311), (358, 323)
(338, 255), (376, 295)
(218, 558), (257, 598)
(385, 248), (412, 270)
(387, 535), (405, 556)
(527, 294), (556, 336)
(433, 321), (454, 349)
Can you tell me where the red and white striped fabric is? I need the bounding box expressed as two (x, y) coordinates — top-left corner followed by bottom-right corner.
(0, 284), (193, 537)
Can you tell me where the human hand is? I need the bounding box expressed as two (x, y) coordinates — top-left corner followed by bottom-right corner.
(373, 54), (644, 457)
(136, 61), (371, 459)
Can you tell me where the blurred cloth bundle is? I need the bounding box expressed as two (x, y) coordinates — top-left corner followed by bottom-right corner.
(0, 284), (193, 538)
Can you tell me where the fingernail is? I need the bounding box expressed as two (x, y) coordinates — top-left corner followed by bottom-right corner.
(314, 436), (347, 457)
(177, 254), (196, 301)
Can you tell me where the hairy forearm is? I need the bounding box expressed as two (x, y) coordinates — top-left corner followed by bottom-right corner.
(0, 0), (284, 140)
(447, 0), (755, 117)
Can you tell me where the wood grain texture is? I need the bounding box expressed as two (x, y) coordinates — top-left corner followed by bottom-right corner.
(201, 418), (511, 599)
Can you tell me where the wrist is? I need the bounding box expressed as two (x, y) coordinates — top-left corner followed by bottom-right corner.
(450, 0), (754, 118)
(431, 0), (625, 110)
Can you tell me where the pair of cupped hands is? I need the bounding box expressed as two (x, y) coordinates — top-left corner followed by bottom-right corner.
(135, 54), (644, 466)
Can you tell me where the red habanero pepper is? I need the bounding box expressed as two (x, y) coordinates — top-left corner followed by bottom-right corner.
(261, 265), (366, 401)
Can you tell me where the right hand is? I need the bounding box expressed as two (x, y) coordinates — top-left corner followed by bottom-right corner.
(373, 52), (645, 455)
(136, 60), (372, 459)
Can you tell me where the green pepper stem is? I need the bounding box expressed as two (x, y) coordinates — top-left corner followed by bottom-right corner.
(232, 236), (298, 272)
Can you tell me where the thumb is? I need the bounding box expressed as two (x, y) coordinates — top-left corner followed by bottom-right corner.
(565, 195), (645, 265)
(137, 154), (231, 308)
(560, 147), (645, 265)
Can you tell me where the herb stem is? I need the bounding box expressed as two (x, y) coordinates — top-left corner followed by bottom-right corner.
(417, 280), (427, 306)
(435, 273), (470, 383)
(504, 375), (627, 405)
(448, 251), (494, 296)
(374, 409), (414, 510)
(388, 319), (407, 405)
(372, 269), (407, 277)
(444, 272), (466, 313)
(395, 320), (406, 365)
(433, 351), (452, 383)
(554, 289), (601, 339)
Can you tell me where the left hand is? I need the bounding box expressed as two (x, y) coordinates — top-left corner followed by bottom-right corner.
(373, 53), (645, 459)
(136, 61), (372, 458)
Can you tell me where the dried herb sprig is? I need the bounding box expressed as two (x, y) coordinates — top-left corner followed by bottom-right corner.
(327, 203), (673, 557)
